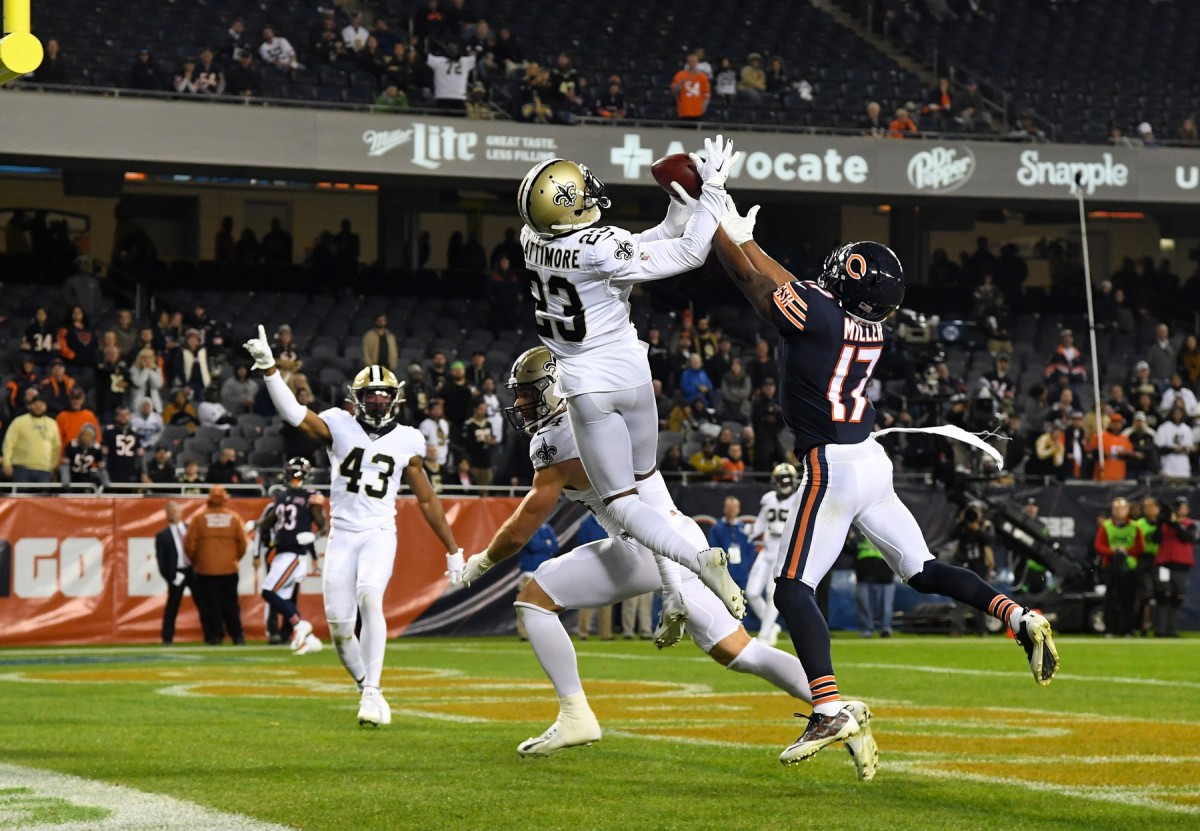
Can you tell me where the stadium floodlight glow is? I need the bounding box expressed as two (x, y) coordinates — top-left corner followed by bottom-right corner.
(0, 0), (43, 87)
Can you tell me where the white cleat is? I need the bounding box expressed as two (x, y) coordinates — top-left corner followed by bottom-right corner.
(697, 548), (745, 619)
(357, 688), (392, 728)
(653, 590), (689, 649)
(842, 700), (879, 782)
(294, 633), (323, 655)
(517, 711), (602, 757)
(1015, 608), (1060, 686)
(756, 623), (780, 646)
(289, 620), (314, 652)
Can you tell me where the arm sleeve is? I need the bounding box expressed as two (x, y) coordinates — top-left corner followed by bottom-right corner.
(263, 371), (309, 426)
(769, 281), (810, 335)
(595, 183), (723, 285)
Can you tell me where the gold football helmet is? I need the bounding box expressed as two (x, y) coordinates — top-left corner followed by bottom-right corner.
(517, 158), (611, 239)
(772, 462), (799, 497)
(350, 365), (404, 429)
(503, 345), (564, 434)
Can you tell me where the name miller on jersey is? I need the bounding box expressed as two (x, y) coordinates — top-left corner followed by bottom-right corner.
(843, 318), (884, 343)
(523, 239), (581, 270)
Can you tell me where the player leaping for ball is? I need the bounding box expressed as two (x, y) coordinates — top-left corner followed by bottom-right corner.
(712, 199), (1059, 767)
(516, 135), (746, 637)
(450, 347), (878, 780)
(244, 327), (462, 728)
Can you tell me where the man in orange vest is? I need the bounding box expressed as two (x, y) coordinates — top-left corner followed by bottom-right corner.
(1086, 413), (1132, 481)
(185, 485), (249, 644)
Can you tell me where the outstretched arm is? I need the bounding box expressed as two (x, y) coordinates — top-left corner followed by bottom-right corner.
(484, 463), (568, 563)
(244, 325), (332, 444)
(712, 226), (784, 323)
(404, 455), (459, 554)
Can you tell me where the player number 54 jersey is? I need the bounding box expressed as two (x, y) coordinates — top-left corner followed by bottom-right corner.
(320, 408), (425, 531)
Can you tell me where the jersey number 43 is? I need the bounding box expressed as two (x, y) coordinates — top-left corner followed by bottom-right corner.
(826, 345), (882, 423)
(341, 447), (396, 499)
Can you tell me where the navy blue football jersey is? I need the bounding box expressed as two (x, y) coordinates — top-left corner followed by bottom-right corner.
(770, 280), (885, 453)
(272, 488), (317, 553)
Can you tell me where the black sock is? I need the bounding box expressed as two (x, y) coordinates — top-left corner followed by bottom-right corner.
(773, 579), (839, 708)
(261, 589), (298, 623)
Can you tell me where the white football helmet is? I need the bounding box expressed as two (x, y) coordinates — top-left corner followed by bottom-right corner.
(517, 158), (610, 239)
(351, 365), (404, 430)
(503, 345), (564, 434)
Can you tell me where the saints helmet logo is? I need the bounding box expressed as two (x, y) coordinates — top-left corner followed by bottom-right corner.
(552, 181), (578, 207)
(534, 439), (558, 466)
(614, 240), (634, 260)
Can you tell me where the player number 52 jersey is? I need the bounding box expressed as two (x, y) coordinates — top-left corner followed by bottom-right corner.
(320, 408), (425, 532)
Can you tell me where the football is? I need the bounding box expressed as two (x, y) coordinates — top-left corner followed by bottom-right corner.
(650, 153), (703, 200)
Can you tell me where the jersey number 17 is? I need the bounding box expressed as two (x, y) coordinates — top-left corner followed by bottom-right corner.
(826, 345), (882, 423)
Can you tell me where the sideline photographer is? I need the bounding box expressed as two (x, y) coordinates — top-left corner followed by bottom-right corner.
(953, 504), (995, 634)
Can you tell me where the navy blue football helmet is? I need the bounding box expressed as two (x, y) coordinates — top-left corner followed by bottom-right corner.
(818, 241), (905, 323)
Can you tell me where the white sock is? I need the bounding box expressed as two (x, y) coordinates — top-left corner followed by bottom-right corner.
(1009, 607), (1023, 633)
(640, 473), (713, 552)
(516, 602), (584, 698)
(726, 639), (812, 704)
(607, 494), (701, 570)
(358, 587), (388, 690)
(814, 701), (843, 717)
(558, 691), (592, 720)
(656, 556), (684, 595)
(328, 618), (366, 686)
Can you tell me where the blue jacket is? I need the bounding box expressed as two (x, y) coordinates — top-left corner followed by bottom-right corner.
(708, 517), (755, 588)
(679, 366), (715, 406)
(518, 522), (560, 574)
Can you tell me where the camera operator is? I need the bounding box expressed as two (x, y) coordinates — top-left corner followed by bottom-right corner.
(1011, 497), (1051, 594)
(1093, 496), (1144, 637)
(1151, 495), (1197, 637)
(953, 504), (996, 634)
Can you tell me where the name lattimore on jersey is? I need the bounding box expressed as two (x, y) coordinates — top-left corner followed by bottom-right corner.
(843, 318), (884, 343)
(524, 240), (582, 270)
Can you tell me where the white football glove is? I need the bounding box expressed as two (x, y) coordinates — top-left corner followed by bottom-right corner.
(171, 571), (187, 587)
(689, 134), (740, 189)
(243, 324), (275, 371)
(459, 551), (496, 587)
(445, 548), (465, 585)
(296, 531), (316, 546)
(721, 195), (761, 245)
(662, 181), (699, 236)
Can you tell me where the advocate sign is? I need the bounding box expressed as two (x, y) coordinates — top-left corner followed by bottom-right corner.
(1, 92), (1198, 203)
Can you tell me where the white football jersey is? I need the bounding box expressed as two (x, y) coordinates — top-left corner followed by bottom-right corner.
(753, 490), (802, 557)
(520, 184), (722, 397)
(529, 411), (626, 540)
(321, 408), (426, 531)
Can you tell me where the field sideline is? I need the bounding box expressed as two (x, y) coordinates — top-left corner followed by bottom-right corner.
(2, 634), (1198, 831)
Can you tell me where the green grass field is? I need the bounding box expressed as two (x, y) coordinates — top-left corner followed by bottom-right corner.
(2, 634), (1198, 831)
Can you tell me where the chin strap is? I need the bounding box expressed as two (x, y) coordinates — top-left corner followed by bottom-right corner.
(874, 424), (1006, 471)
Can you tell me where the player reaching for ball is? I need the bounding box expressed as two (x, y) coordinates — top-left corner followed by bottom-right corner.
(712, 197), (1060, 768)
(515, 135), (746, 642)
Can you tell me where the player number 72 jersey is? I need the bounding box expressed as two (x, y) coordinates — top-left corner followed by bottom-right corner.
(320, 408), (426, 531)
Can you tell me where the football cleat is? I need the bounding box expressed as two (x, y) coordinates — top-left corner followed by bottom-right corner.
(756, 623), (780, 646)
(357, 688), (392, 728)
(780, 707), (859, 765)
(517, 711), (602, 757)
(697, 548), (746, 619)
(653, 590), (689, 650)
(1014, 609), (1059, 685)
(842, 700), (879, 782)
(294, 633), (323, 655)
(290, 620), (313, 652)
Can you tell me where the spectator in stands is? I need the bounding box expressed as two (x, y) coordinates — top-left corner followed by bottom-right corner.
(404, 364), (430, 425)
(225, 50), (262, 98)
(272, 325), (307, 394)
(35, 38), (67, 83)
(517, 64), (554, 123)
(110, 309), (138, 357)
(198, 386), (234, 433)
(659, 443), (685, 473)
(1137, 122), (1160, 148)
(466, 84), (493, 119)
(422, 442), (444, 492)
(719, 443), (746, 482)
(1178, 334), (1200, 391)
(61, 423), (105, 487)
(359, 36), (388, 78)
(420, 399), (451, 472)
(1156, 403), (1194, 481)
(164, 388), (199, 435)
(176, 459), (204, 493)
(746, 340), (778, 389)
(763, 56), (788, 94)
(195, 47), (224, 95)
(39, 359), (76, 416)
(450, 457), (478, 492)
(704, 337), (734, 387)
(679, 354), (714, 407)
(441, 361), (475, 435)
(168, 329), (211, 402)
(95, 345), (129, 421)
(173, 58), (201, 94)
(1087, 413), (1132, 482)
(382, 42), (413, 92)
(863, 101), (887, 137)
(1125, 411), (1159, 480)
(131, 397), (164, 448)
(1062, 410), (1088, 479)
(1159, 374), (1198, 417)
(259, 26), (301, 70)
(141, 440), (173, 482)
(462, 399), (497, 485)
(206, 447), (243, 486)
(1010, 112), (1047, 142)
(1108, 125), (1138, 148)
(671, 396), (718, 442)
(375, 82), (409, 113)
(1028, 419), (1065, 479)
(55, 385), (98, 448)
(372, 17), (399, 56)
(594, 75), (627, 120)
(1129, 359), (1160, 403)
(214, 216), (235, 262)
(312, 19), (346, 65)
(1043, 328), (1087, 397)
(2, 394), (59, 484)
(5, 358), (39, 417)
(480, 377), (504, 442)
(222, 17), (247, 60)
(361, 315), (398, 373)
(128, 47), (166, 90)
(342, 11), (369, 52)
(924, 76), (955, 132)
(708, 57), (736, 106)
(466, 351), (491, 389)
(58, 306), (96, 384)
(888, 105), (919, 138)
(1176, 117), (1198, 146)
(260, 218), (293, 265)
(21, 308), (59, 368)
(235, 228), (262, 265)
(982, 354), (1016, 412)
(492, 26), (526, 75)
(100, 406), (143, 486)
(549, 53), (582, 119)
(428, 43), (476, 113)
(689, 437), (725, 480)
(752, 378), (785, 471)
(1146, 324), (1176, 383)
(957, 78), (990, 132)
(427, 351), (449, 392)
(128, 347), (164, 412)
(334, 219), (360, 276)
(1106, 384), (1136, 425)
(737, 52), (766, 103)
